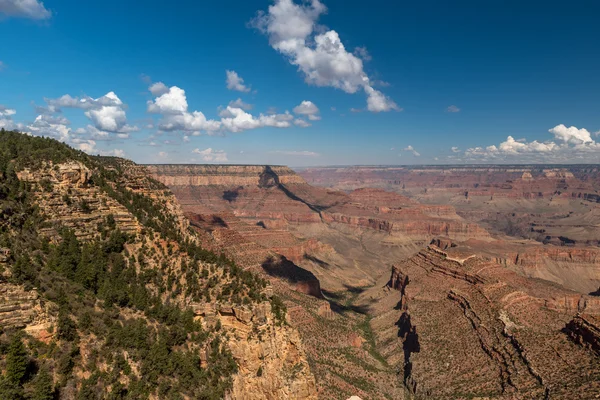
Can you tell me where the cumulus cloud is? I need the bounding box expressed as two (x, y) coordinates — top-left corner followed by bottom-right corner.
(147, 86), (189, 114)
(548, 124), (592, 144)
(44, 91), (138, 134)
(5, 92), (135, 158)
(221, 107), (294, 132)
(293, 100), (320, 120)
(403, 145), (420, 156)
(272, 150), (320, 156)
(192, 148), (228, 162)
(0, 0), (51, 20)
(293, 119), (311, 127)
(447, 105), (460, 113)
(251, 0), (398, 112)
(451, 146), (460, 153)
(147, 83), (305, 134)
(463, 124), (600, 163)
(226, 70), (251, 92)
(149, 82), (169, 96)
(228, 98), (253, 110)
(27, 114), (72, 142)
(0, 106), (24, 131)
(0, 105), (16, 117)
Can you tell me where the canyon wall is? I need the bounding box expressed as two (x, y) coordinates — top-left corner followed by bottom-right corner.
(367, 241), (600, 398)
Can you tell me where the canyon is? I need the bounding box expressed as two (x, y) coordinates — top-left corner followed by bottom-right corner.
(2, 131), (599, 399)
(147, 163), (600, 399)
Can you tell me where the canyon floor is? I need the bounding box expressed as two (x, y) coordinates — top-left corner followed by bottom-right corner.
(148, 164), (600, 399)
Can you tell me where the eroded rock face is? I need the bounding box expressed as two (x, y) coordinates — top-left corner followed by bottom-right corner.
(388, 265), (409, 293)
(0, 283), (56, 341)
(146, 165), (307, 186)
(193, 301), (317, 400)
(565, 314), (600, 355)
(17, 161), (140, 241)
(372, 248), (600, 397)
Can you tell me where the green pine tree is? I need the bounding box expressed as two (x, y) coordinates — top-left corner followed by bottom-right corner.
(31, 366), (54, 400)
(5, 335), (28, 384)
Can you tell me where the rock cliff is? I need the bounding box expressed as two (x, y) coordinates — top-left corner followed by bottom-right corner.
(367, 245), (600, 398)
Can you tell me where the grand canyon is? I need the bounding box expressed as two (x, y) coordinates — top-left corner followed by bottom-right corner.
(1, 0), (598, 398)
(143, 163), (600, 399)
(2, 132), (600, 398)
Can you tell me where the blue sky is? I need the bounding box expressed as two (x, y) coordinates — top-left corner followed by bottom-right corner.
(0, 0), (599, 165)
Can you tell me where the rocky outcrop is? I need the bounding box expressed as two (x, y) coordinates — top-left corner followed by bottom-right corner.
(0, 283), (56, 341)
(17, 161), (140, 241)
(388, 265), (409, 293)
(564, 314), (600, 356)
(192, 301), (317, 400)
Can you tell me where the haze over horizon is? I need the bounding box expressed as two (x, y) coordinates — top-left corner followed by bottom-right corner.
(1, 0), (599, 166)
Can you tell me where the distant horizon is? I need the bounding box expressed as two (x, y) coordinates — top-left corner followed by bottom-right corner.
(141, 162), (600, 168)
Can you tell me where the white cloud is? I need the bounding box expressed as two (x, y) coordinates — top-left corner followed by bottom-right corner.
(451, 146), (460, 153)
(77, 140), (97, 154)
(149, 82), (169, 96)
(293, 119), (311, 127)
(403, 145), (420, 156)
(0, 0), (51, 20)
(27, 114), (71, 142)
(364, 84), (400, 112)
(350, 108), (362, 113)
(228, 98), (253, 110)
(0, 105), (16, 117)
(158, 151), (168, 158)
(192, 148), (228, 162)
(226, 70), (251, 92)
(158, 110), (222, 133)
(463, 124), (600, 163)
(293, 100), (320, 120)
(44, 91), (137, 134)
(147, 85), (221, 133)
(85, 103), (126, 132)
(147, 86), (188, 114)
(447, 105), (460, 113)
(252, 0), (398, 112)
(221, 107), (294, 132)
(272, 150), (320, 156)
(147, 83), (308, 134)
(548, 124), (592, 144)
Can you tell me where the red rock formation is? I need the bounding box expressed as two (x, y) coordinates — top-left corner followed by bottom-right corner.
(373, 245), (600, 398)
(564, 314), (600, 355)
(388, 265), (409, 293)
